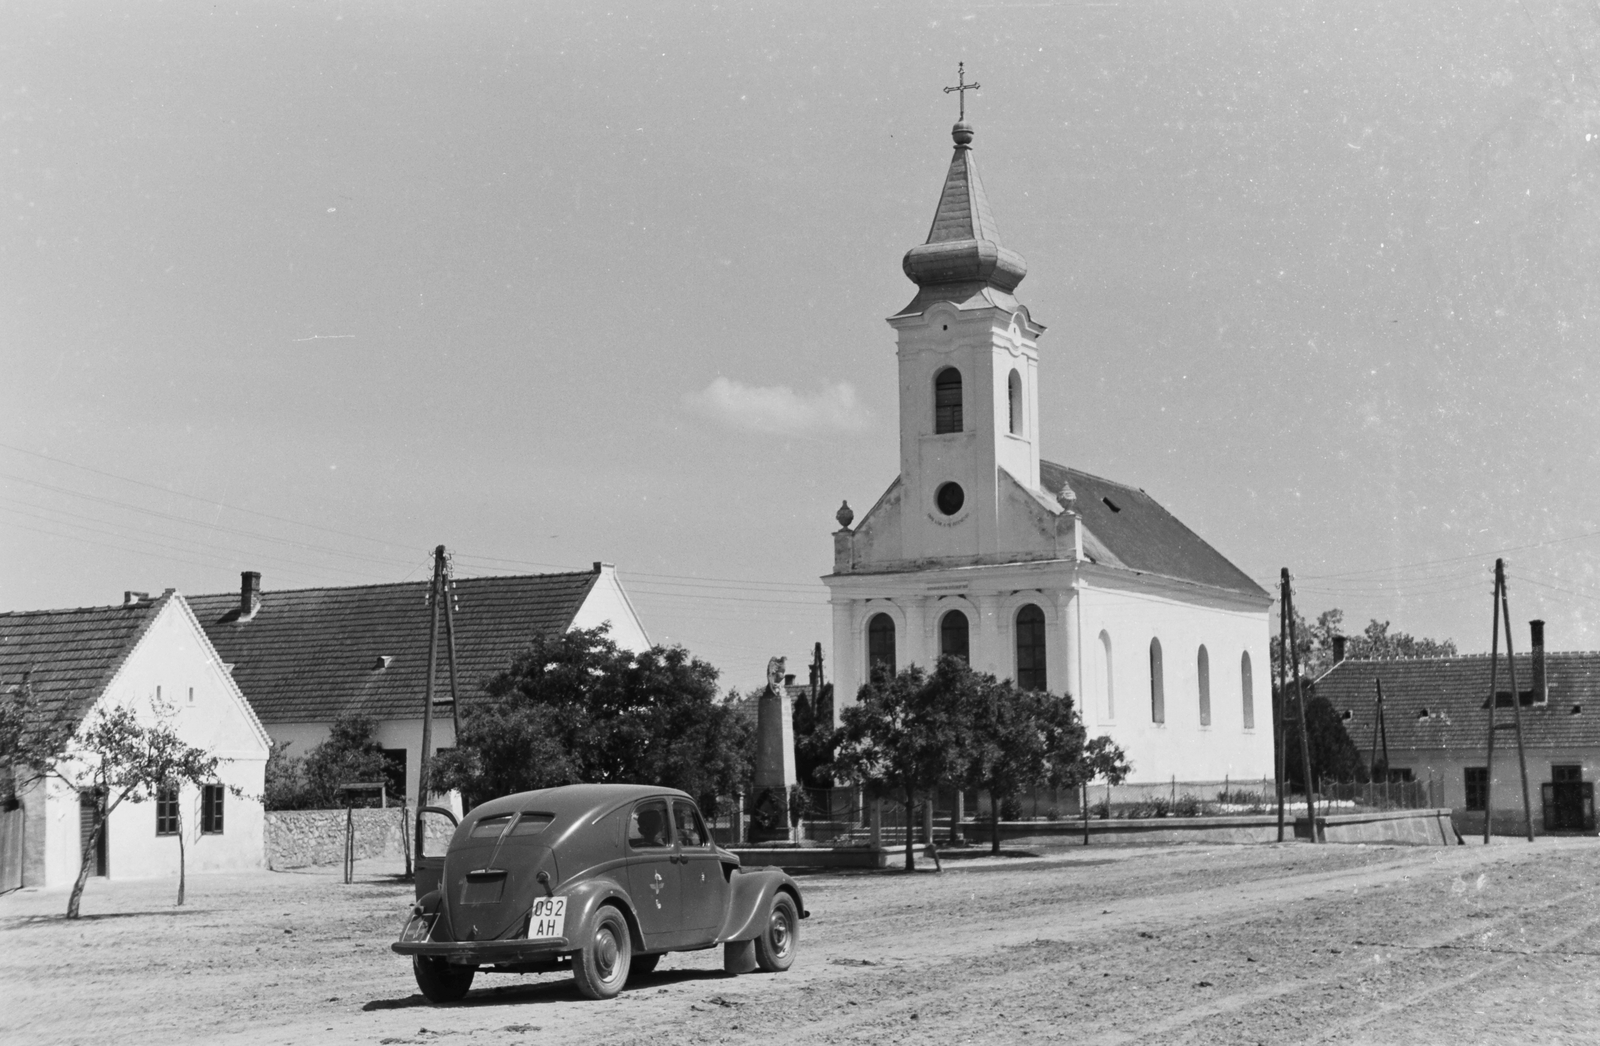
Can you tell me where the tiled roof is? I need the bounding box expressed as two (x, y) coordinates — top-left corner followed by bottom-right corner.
(1042, 461), (1267, 599)
(188, 572), (600, 724)
(0, 595), (166, 726)
(1316, 653), (1600, 751)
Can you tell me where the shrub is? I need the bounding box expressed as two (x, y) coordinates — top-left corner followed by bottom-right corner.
(1090, 800), (1110, 820)
(262, 743), (312, 811)
(1000, 795), (1024, 821)
(1173, 792), (1207, 817)
(1126, 796), (1171, 819)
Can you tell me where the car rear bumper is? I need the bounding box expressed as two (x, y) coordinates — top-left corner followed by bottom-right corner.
(392, 937), (572, 964)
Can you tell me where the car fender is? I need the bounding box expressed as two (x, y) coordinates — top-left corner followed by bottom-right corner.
(560, 877), (646, 953)
(717, 868), (808, 943)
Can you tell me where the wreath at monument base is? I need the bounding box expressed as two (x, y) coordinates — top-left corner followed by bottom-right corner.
(750, 786), (811, 832)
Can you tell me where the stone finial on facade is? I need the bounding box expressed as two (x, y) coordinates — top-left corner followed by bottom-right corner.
(1054, 480), (1077, 511)
(835, 500), (854, 530)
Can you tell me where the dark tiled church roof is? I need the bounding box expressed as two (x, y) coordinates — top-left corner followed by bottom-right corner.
(189, 572), (600, 724)
(0, 594), (167, 726)
(1042, 461), (1266, 598)
(1316, 653), (1600, 751)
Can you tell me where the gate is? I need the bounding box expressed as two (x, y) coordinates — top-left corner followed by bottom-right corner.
(1541, 781), (1595, 832)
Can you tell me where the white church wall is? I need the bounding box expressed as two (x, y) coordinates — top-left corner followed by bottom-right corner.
(1074, 579), (1273, 786)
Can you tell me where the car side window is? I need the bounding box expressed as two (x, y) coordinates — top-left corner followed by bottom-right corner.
(672, 800), (710, 849)
(628, 799), (673, 850)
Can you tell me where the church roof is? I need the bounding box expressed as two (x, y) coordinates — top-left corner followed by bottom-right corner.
(0, 594), (168, 727)
(1315, 652), (1600, 751)
(899, 121), (1028, 313)
(189, 570), (601, 724)
(1042, 461), (1267, 598)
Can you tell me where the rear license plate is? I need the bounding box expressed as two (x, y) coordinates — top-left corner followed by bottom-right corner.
(528, 896), (566, 940)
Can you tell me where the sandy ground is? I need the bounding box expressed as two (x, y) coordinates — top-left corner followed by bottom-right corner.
(4, 838), (1599, 1046)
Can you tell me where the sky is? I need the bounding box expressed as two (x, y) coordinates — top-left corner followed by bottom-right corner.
(4, 1), (1600, 691)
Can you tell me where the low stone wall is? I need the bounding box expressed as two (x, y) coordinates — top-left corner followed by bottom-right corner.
(265, 809), (454, 870)
(951, 807), (1457, 847)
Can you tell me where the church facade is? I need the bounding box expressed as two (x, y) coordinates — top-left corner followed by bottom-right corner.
(823, 115), (1274, 786)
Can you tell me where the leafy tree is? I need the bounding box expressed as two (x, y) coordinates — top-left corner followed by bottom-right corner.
(4, 692), (233, 917)
(964, 676), (1086, 854)
(1279, 688), (1363, 792)
(263, 714), (390, 810)
(1271, 606), (1457, 683)
(825, 658), (976, 872)
(431, 627), (752, 816)
(1073, 735), (1133, 813)
(792, 682), (835, 787)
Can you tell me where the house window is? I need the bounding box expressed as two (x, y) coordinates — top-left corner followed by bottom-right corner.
(940, 610), (970, 662)
(1241, 651), (1255, 729)
(867, 613), (896, 676)
(156, 785), (179, 836)
(381, 749), (408, 801)
(934, 368), (963, 434)
(1197, 645), (1211, 726)
(1007, 369), (1022, 435)
(201, 784), (225, 835)
(1553, 764), (1583, 784)
(1015, 604), (1046, 690)
(1150, 638), (1165, 724)
(1098, 630), (1115, 718)
(1464, 767), (1488, 811)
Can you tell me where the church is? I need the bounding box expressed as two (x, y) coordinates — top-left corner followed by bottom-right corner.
(823, 107), (1275, 788)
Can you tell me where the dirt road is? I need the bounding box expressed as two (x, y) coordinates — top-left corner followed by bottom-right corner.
(5, 839), (1598, 1045)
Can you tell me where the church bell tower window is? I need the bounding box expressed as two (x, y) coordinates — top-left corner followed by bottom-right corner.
(935, 482), (965, 516)
(1007, 369), (1022, 435)
(940, 610), (970, 662)
(934, 367), (963, 434)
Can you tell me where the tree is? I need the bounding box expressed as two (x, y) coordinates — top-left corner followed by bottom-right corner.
(792, 682), (835, 788)
(1271, 606), (1457, 683)
(1278, 688), (1363, 792)
(261, 714), (391, 810)
(5, 694), (233, 917)
(430, 627), (752, 816)
(965, 677), (1086, 854)
(825, 658), (975, 872)
(1073, 735), (1133, 812)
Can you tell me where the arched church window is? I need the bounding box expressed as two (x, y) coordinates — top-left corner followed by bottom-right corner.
(934, 368), (963, 434)
(940, 609), (969, 662)
(1197, 645), (1211, 727)
(1098, 630), (1115, 718)
(1240, 651), (1255, 729)
(1149, 638), (1165, 724)
(1015, 604), (1046, 690)
(867, 613), (896, 677)
(1007, 369), (1022, 435)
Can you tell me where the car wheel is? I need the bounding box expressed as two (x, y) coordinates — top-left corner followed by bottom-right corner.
(413, 956), (475, 1003)
(573, 906), (632, 1000)
(627, 952), (663, 981)
(753, 892), (798, 972)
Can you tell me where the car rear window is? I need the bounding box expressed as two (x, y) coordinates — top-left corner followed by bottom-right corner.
(469, 814), (513, 839)
(509, 813), (554, 837)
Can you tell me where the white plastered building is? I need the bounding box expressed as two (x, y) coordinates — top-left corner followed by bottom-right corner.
(824, 116), (1274, 786)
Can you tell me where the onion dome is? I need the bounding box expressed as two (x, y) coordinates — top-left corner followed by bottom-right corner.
(901, 121), (1027, 294)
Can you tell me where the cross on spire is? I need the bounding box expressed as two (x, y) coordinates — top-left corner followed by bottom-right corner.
(943, 62), (980, 121)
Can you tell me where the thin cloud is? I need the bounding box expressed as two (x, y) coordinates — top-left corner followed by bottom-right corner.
(684, 377), (872, 436)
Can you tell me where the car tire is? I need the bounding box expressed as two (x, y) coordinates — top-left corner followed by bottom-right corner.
(573, 906), (632, 1000)
(627, 952), (663, 981)
(753, 892), (798, 972)
(413, 956), (475, 1003)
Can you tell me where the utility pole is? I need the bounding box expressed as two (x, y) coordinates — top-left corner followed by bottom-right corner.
(1498, 559), (1535, 842)
(1481, 561), (1503, 843)
(442, 552), (463, 740)
(415, 545), (445, 870)
(1283, 569), (1319, 841)
(1276, 581), (1288, 842)
(1371, 677), (1391, 782)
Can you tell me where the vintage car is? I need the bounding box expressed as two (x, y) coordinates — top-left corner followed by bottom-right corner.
(392, 783), (808, 1001)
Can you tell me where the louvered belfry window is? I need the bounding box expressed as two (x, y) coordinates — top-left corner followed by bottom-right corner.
(934, 368), (963, 434)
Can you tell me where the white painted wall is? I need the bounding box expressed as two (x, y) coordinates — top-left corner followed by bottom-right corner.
(29, 596), (271, 888)
(570, 563), (651, 651)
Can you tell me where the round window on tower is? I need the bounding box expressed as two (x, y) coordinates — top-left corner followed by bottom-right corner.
(936, 482), (965, 516)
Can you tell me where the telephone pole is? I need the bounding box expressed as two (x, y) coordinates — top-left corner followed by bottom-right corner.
(1282, 569), (1319, 841)
(1498, 559), (1535, 842)
(415, 545), (446, 870)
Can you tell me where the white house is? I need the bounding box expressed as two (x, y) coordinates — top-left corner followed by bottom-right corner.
(824, 115), (1275, 787)
(1, 591), (271, 890)
(189, 564), (651, 807)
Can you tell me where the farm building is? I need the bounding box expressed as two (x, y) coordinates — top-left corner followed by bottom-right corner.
(0, 591), (271, 891)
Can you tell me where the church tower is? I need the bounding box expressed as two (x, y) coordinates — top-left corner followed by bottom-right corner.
(889, 117), (1049, 561)
(824, 84), (1274, 792)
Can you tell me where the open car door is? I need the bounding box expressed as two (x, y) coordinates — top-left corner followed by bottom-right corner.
(414, 805), (459, 898)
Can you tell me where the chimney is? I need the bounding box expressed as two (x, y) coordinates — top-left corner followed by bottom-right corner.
(1531, 619), (1547, 702)
(1332, 635), (1347, 664)
(240, 571), (262, 621)
(123, 591), (150, 606)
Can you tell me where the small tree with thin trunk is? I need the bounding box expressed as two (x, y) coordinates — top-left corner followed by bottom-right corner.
(965, 677), (1087, 854)
(826, 658), (975, 871)
(5, 692), (233, 917)
(1072, 735), (1133, 814)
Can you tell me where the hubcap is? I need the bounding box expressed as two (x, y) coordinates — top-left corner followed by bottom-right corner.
(595, 927), (620, 981)
(769, 909), (791, 958)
